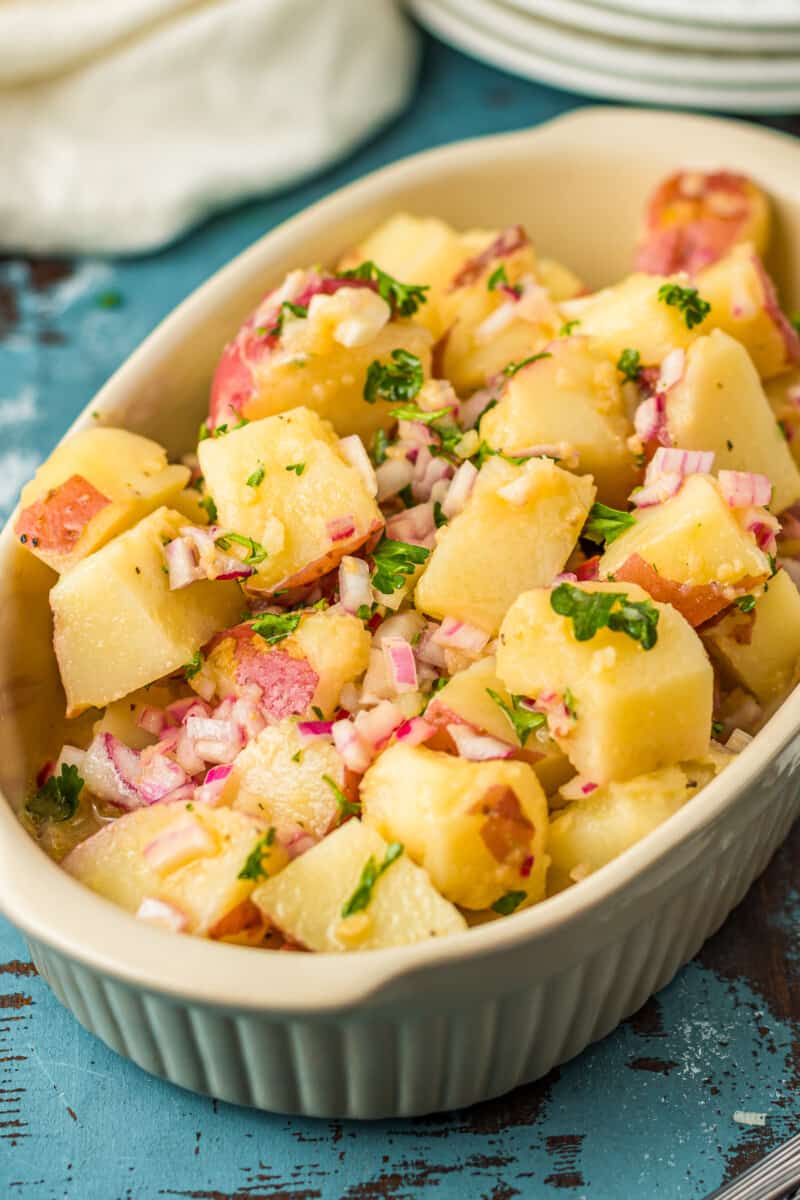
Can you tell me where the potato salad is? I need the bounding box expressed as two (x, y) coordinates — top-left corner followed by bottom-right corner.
(17, 169), (800, 952)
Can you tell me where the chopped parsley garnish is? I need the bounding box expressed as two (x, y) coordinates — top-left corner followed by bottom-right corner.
(559, 319), (581, 337)
(285, 462), (306, 476)
(475, 396), (498, 427)
(390, 402), (454, 425)
(183, 650), (203, 680)
(372, 428), (388, 466)
(312, 706), (325, 720)
(564, 687), (578, 720)
(397, 483), (414, 508)
(248, 611), (302, 644)
(502, 351), (552, 378)
(550, 582), (659, 650)
(198, 421), (211, 442)
(237, 827), (276, 881)
(433, 500), (448, 528)
(215, 532), (268, 564)
(473, 441), (532, 469)
(246, 464), (265, 488)
(26, 763), (84, 824)
(291, 749), (302, 763)
(364, 349), (424, 404)
(583, 502), (636, 546)
(791, 312), (800, 335)
(657, 283), (711, 330)
(711, 720), (724, 737)
(617, 348), (642, 383)
(487, 264), (520, 296)
(491, 890), (526, 916)
(357, 603), (372, 621)
(735, 594), (757, 613)
(769, 554), (778, 577)
(371, 536), (430, 595)
(198, 495), (218, 523)
(323, 774), (361, 823)
(486, 689), (545, 747)
(339, 261), (429, 317)
(261, 300), (308, 339)
(209, 417), (249, 439)
(341, 842), (404, 917)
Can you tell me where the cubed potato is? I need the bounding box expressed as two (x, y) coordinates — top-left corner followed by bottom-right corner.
(198, 609), (370, 719)
(765, 368), (800, 468)
(15, 428), (189, 573)
(574, 272), (712, 365)
(337, 213), (471, 340)
(702, 569), (800, 705)
(547, 756), (730, 892)
(600, 474), (771, 595)
(198, 407), (383, 593)
(170, 486), (211, 526)
(63, 802), (282, 937)
(696, 245), (800, 380)
(479, 337), (635, 506)
(635, 170), (771, 275)
(51, 507), (242, 716)
(496, 582), (714, 782)
(425, 657), (572, 795)
(209, 280), (432, 442)
(252, 819), (466, 951)
(361, 743), (549, 910)
(664, 331), (800, 513)
(222, 718), (349, 838)
(415, 457), (595, 635)
(537, 257), (584, 302)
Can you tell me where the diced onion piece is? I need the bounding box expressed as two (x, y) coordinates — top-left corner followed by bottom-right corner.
(559, 775), (600, 802)
(56, 744), (86, 773)
(135, 897), (189, 933)
(143, 818), (216, 875)
(633, 392), (669, 445)
(194, 763), (233, 807)
(82, 732), (142, 810)
(382, 637), (418, 694)
(354, 700), (405, 749)
(376, 457), (414, 501)
(416, 624), (447, 668)
(447, 725), (514, 761)
(296, 720), (334, 739)
(385, 502), (435, 546)
(338, 435), (378, 496)
(332, 719), (373, 774)
(647, 446), (714, 482)
(475, 298), (517, 343)
(394, 716), (435, 747)
(432, 616), (490, 655)
(632, 472), (682, 509)
(338, 555), (372, 615)
(718, 470), (772, 510)
(184, 716), (243, 765)
(164, 536), (203, 590)
(373, 610), (426, 646)
(656, 348), (686, 392)
(138, 753), (190, 805)
(497, 471), (538, 506)
(442, 460), (478, 518)
(726, 728), (754, 754)
(137, 706), (167, 736)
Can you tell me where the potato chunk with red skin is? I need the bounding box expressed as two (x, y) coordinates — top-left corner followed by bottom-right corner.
(635, 170), (770, 276)
(496, 583), (714, 784)
(209, 273), (432, 441)
(361, 743), (549, 911)
(196, 609), (370, 720)
(479, 336), (635, 507)
(198, 407), (383, 595)
(15, 428), (189, 573)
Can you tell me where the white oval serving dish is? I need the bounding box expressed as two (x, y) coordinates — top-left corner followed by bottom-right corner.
(1, 107), (800, 1119)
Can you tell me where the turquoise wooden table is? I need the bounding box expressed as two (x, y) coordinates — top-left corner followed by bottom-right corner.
(1, 34), (798, 1200)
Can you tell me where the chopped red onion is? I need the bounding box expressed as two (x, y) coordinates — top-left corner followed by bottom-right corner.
(432, 616), (490, 655)
(297, 720), (334, 738)
(138, 752), (190, 805)
(553, 571), (578, 584)
(332, 719), (373, 773)
(373, 610), (426, 646)
(416, 624), (447, 668)
(442, 460), (478, 518)
(56, 744), (86, 773)
(143, 818), (216, 874)
(413, 454), (453, 503)
(632, 472), (682, 509)
(447, 725), (514, 761)
(82, 732), (142, 810)
(497, 472), (537, 506)
(327, 515), (356, 542)
(338, 435), (378, 496)
(382, 637), (418, 693)
(135, 897), (189, 933)
(164, 537), (203, 590)
(137, 706), (167, 737)
(338, 555), (372, 615)
(376, 457), (414, 501)
(194, 763), (233, 807)
(718, 469), (772, 510)
(394, 716), (436, 747)
(647, 446), (714, 481)
(475, 298), (517, 342)
(656, 348), (686, 392)
(460, 382), (503, 430)
(354, 700), (405, 750)
(633, 391), (670, 447)
(185, 715), (243, 765)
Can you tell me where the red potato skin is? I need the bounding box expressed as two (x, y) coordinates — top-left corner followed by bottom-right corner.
(16, 474), (110, 554)
(612, 553), (764, 628)
(449, 225), (529, 290)
(205, 624), (319, 720)
(468, 784), (534, 865)
(247, 518), (384, 597)
(635, 171), (766, 276)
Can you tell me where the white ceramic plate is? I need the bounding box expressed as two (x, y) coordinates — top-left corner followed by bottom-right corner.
(503, 0), (800, 51)
(410, 0), (800, 112)
(2, 108), (800, 1118)
(578, 0), (800, 28)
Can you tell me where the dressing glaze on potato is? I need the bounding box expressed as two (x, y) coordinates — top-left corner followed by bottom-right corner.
(17, 168), (800, 952)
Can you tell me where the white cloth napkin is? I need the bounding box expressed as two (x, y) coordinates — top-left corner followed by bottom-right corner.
(0, 0), (418, 254)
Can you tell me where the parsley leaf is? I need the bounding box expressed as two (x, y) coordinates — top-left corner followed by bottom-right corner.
(486, 689), (545, 747)
(583, 502), (636, 546)
(215, 532), (268, 564)
(502, 352), (552, 378)
(371, 536), (430, 595)
(246, 464), (265, 488)
(372, 428), (388, 466)
(559, 319), (580, 337)
(617, 348), (642, 383)
(712, 720), (724, 737)
(339, 261), (429, 317)
(261, 300), (308, 339)
(237, 827), (276, 881)
(564, 687), (578, 720)
(183, 650), (203, 680)
(433, 500), (448, 528)
(285, 462), (306, 476)
(657, 283), (711, 330)
(390, 403), (454, 425)
(487, 264), (520, 295)
(198, 421), (212, 442)
(491, 890), (526, 916)
(322, 774), (361, 824)
(735, 594), (757, 613)
(26, 763), (83, 823)
(473, 441), (531, 469)
(550, 582), (659, 650)
(248, 611), (302, 645)
(397, 483), (414, 508)
(198, 495), (218, 523)
(364, 350), (424, 404)
(341, 842), (404, 917)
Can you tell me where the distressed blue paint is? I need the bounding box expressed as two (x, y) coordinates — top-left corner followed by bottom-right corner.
(0, 33), (798, 1200)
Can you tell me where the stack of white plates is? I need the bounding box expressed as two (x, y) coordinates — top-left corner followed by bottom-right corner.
(408, 0), (800, 112)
